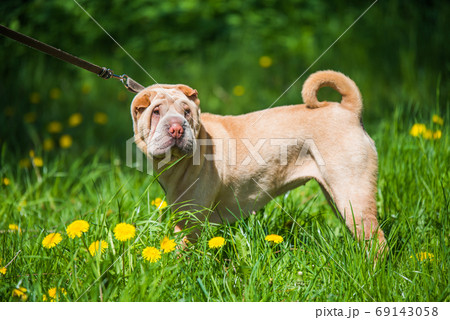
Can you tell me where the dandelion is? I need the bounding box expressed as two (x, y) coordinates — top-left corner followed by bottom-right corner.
(113, 223), (136, 241)
(32, 157), (43, 167)
(265, 234), (283, 244)
(59, 134), (73, 148)
(411, 252), (434, 262)
(44, 287), (67, 302)
(232, 85), (245, 97)
(19, 158), (31, 168)
(68, 113), (83, 127)
(9, 224), (20, 232)
(0, 259), (6, 275)
(89, 240), (109, 256)
(409, 123), (426, 137)
(24, 112), (37, 123)
(432, 114), (444, 125)
(47, 121), (63, 133)
(151, 197), (168, 209)
(30, 92), (40, 104)
(66, 220), (89, 239)
(259, 56), (273, 68)
(49, 88), (61, 100)
(433, 130), (442, 140)
(94, 112), (108, 125)
(42, 232), (63, 249)
(160, 236), (176, 253)
(12, 287), (28, 301)
(43, 138), (55, 151)
(423, 129), (434, 140)
(208, 236), (226, 249)
(3, 177), (10, 186)
(142, 246), (161, 262)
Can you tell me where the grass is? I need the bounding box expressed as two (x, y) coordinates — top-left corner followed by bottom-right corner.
(0, 101), (448, 302)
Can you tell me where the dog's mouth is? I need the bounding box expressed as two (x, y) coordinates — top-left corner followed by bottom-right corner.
(149, 134), (194, 158)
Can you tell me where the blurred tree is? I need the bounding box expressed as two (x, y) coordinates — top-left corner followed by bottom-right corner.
(0, 0), (448, 155)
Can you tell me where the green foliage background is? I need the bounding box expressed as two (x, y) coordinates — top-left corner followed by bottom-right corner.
(1, 0), (449, 153)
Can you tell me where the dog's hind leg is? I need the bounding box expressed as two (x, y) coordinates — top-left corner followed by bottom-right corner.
(315, 138), (387, 258)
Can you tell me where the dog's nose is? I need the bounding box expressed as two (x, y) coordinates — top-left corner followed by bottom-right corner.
(168, 122), (184, 139)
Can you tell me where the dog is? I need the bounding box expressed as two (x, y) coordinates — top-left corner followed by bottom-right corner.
(130, 70), (387, 254)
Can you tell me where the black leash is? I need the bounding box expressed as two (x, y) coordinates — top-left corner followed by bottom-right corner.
(0, 24), (145, 94)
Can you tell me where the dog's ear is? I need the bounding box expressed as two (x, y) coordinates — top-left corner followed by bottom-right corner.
(177, 85), (200, 106)
(131, 90), (157, 123)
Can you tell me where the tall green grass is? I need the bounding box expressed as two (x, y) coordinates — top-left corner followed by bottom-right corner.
(0, 102), (448, 301)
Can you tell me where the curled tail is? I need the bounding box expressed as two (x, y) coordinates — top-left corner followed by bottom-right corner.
(301, 70), (363, 116)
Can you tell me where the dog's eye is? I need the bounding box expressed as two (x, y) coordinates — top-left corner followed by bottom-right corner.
(153, 107), (160, 116)
(184, 109), (191, 117)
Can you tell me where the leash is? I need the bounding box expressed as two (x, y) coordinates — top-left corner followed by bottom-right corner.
(0, 24), (145, 94)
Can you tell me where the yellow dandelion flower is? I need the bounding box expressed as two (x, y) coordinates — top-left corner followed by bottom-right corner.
(265, 234), (283, 244)
(42, 232), (63, 249)
(9, 224), (19, 231)
(30, 92), (40, 104)
(24, 112), (37, 123)
(160, 236), (176, 253)
(43, 138), (55, 151)
(47, 121), (63, 133)
(81, 83), (91, 94)
(409, 123), (426, 137)
(45, 287), (67, 302)
(94, 112), (108, 125)
(433, 130), (442, 140)
(0, 267), (6, 274)
(151, 197), (168, 209)
(259, 55), (273, 68)
(432, 115), (444, 125)
(12, 287), (28, 301)
(208, 236), (226, 249)
(49, 88), (61, 100)
(423, 129), (433, 140)
(142, 246), (161, 262)
(66, 220), (89, 239)
(113, 223), (136, 241)
(3, 177), (10, 185)
(89, 240), (109, 256)
(19, 158), (31, 168)
(32, 157), (43, 167)
(410, 251), (434, 261)
(68, 113), (83, 127)
(48, 287), (57, 299)
(59, 134), (73, 148)
(232, 85), (245, 97)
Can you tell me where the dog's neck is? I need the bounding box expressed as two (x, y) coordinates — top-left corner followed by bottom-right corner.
(154, 124), (213, 204)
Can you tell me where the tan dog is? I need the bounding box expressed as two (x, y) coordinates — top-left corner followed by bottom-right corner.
(130, 70), (386, 253)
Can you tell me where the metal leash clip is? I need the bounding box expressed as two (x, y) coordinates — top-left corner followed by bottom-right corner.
(98, 67), (145, 94)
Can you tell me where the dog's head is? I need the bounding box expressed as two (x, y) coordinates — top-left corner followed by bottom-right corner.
(130, 84), (201, 159)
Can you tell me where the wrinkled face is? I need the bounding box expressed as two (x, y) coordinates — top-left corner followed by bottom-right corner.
(131, 84), (201, 159)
